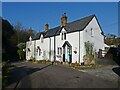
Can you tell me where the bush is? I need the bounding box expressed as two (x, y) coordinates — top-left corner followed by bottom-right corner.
(29, 56), (36, 62)
(84, 41), (96, 65)
(2, 61), (11, 88)
(70, 61), (80, 67)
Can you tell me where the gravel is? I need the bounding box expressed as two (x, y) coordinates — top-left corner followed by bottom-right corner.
(78, 65), (119, 83)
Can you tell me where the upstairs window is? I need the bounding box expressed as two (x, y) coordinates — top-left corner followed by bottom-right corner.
(61, 32), (66, 40)
(64, 33), (66, 40)
(41, 34), (44, 43)
(61, 33), (63, 40)
(91, 28), (94, 37)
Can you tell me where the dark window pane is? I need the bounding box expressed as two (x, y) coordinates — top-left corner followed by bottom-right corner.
(64, 33), (66, 40)
(62, 33), (63, 40)
(58, 47), (59, 54)
(60, 48), (62, 54)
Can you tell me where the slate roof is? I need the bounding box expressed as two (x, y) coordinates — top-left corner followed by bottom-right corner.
(33, 14), (103, 40)
(33, 31), (46, 40)
(44, 26), (61, 38)
(56, 14), (95, 35)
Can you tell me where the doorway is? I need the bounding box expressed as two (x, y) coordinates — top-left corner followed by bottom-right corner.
(62, 41), (72, 63)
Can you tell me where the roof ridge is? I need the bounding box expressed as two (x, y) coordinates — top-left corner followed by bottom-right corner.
(67, 14), (95, 24)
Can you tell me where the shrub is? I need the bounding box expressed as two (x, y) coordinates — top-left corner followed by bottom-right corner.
(2, 61), (11, 88)
(84, 41), (96, 65)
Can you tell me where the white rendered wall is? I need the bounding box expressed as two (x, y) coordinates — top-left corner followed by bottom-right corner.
(55, 28), (80, 63)
(26, 17), (105, 64)
(83, 17), (105, 58)
(50, 37), (55, 61)
(35, 37), (49, 60)
(26, 40), (35, 60)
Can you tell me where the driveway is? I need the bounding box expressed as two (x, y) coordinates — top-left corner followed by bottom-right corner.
(6, 61), (119, 88)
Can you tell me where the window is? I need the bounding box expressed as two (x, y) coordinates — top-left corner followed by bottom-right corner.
(64, 33), (66, 40)
(60, 48), (62, 54)
(58, 47), (60, 55)
(61, 32), (66, 40)
(37, 46), (41, 56)
(57, 47), (62, 55)
(41, 34), (44, 43)
(61, 33), (63, 40)
(91, 28), (93, 37)
(27, 48), (30, 56)
(39, 50), (41, 56)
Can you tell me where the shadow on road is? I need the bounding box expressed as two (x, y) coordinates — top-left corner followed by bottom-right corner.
(112, 67), (120, 89)
(7, 64), (52, 88)
(112, 67), (120, 77)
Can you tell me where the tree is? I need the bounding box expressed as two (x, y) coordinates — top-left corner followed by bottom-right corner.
(13, 23), (36, 43)
(106, 33), (117, 39)
(17, 43), (25, 60)
(2, 18), (36, 61)
(105, 33), (120, 46)
(2, 18), (18, 61)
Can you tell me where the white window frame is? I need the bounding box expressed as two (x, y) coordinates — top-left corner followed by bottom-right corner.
(61, 31), (67, 40)
(41, 34), (44, 43)
(91, 28), (94, 37)
(57, 47), (62, 55)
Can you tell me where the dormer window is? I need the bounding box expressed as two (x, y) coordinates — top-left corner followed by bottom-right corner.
(61, 32), (66, 40)
(61, 33), (63, 40)
(64, 33), (66, 40)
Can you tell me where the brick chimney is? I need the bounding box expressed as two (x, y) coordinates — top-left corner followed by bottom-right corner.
(61, 13), (67, 26)
(45, 23), (49, 32)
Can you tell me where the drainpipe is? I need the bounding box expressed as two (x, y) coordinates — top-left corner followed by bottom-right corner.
(34, 40), (36, 59)
(79, 31), (80, 64)
(49, 37), (51, 60)
(54, 36), (56, 62)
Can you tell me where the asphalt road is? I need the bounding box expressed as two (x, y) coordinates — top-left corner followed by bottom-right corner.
(6, 62), (118, 88)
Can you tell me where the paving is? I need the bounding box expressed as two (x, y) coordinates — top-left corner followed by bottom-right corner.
(6, 61), (119, 88)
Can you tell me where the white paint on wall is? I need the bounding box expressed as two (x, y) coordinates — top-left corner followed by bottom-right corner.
(26, 16), (105, 64)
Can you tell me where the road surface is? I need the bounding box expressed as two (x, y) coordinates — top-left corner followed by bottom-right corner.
(6, 62), (118, 88)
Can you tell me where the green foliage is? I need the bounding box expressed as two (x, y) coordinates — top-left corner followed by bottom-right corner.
(28, 56), (35, 62)
(105, 33), (120, 46)
(105, 38), (120, 46)
(85, 41), (94, 55)
(2, 18), (35, 61)
(70, 61), (80, 67)
(84, 41), (96, 65)
(17, 43), (25, 50)
(2, 18), (17, 60)
(2, 61), (11, 88)
(17, 49), (25, 60)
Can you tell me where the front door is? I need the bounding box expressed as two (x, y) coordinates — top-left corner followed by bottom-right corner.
(63, 41), (72, 63)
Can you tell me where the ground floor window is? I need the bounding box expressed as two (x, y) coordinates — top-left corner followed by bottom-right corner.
(37, 46), (41, 56)
(57, 47), (62, 55)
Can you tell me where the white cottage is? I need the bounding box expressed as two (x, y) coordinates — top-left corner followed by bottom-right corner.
(26, 13), (105, 65)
